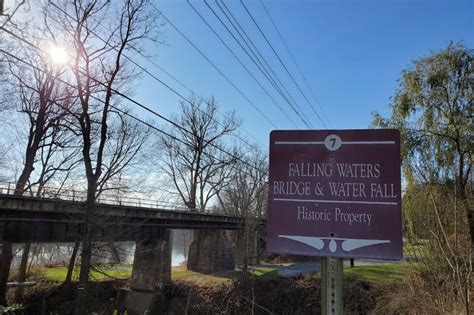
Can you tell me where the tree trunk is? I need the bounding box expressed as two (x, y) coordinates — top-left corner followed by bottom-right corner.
(108, 243), (121, 264)
(0, 241), (13, 306)
(65, 242), (80, 284)
(14, 242), (31, 301)
(79, 235), (92, 285)
(76, 239), (92, 313)
(75, 189), (95, 315)
(78, 195), (95, 284)
(241, 223), (250, 286)
(2, 156), (36, 305)
(183, 231), (188, 262)
(75, 233), (92, 315)
(459, 189), (473, 245)
(456, 150), (473, 245)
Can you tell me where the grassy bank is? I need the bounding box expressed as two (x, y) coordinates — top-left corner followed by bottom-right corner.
(43, 266), (131, 282)
(32, 261), (412, 284)
(343, 262), (412, 284)
(31, 264), (280, 284)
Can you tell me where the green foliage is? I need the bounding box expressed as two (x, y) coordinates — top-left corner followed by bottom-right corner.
(372, 42), (473, 312)
(403, 183), (459, 239)
(0, 304), (24, 314)
(343, 263), (411, 284)
(250, 267), (278, 280)
(372, 42), (473, 187)
(373, 41), (473, 238)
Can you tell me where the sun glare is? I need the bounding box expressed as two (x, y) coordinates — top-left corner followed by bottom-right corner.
(48, 45), (69, 66)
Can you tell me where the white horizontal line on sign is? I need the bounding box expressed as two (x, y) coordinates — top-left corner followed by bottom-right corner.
(273, 198), (397, 205)
(274, 141), (325, 144)
(343, 141), (395, 144)
(274, 141), (395, 145)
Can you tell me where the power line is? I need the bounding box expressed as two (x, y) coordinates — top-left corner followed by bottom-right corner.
(0, 27), (268, 180)
(47, 1), (264, 151)
(259, 0), (332, 127)
(240, 0), (328, 129)
(151, 4), (278, 129)
(0, 46), (265, 181)
(216, 0), (291, 108)
(216, 0), (313, 128)
(128, 46), (262, 144)
(202, 0), (311, 129)
(186, 0), (299, 128)
(218, 1), (281, 94)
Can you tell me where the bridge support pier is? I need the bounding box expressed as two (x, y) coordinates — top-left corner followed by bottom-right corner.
(187, 230), (235, 273)
(119, 230), (171, 315)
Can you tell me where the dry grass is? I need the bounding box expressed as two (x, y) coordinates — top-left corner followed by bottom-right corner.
(171, 267), (233, 286)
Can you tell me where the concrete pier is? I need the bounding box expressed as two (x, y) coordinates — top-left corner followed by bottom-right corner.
(121, 230), (171, 315)
(187, 230), (235, 273)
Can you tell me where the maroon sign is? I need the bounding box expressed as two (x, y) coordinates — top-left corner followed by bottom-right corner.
(267, 129), (402, 260)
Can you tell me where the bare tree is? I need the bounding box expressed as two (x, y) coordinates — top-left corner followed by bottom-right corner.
(1, 36), (75, 195)
(159, 97), (240, 212)
(218, 148), (267, 218)
(218, 148), (268, 279)
(0, 23), (79, 303)
(42, 1), (160, 311)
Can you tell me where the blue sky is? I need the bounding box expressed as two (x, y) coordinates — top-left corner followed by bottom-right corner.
(127, 0), (472, 147)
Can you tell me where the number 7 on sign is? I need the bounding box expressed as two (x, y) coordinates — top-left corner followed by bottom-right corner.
(324, 134), (342, 151)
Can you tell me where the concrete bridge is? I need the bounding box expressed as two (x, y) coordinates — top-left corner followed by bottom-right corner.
(0, 192), (265, 314)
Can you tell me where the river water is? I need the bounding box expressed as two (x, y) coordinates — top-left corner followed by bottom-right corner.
(10, 230), (192, 268)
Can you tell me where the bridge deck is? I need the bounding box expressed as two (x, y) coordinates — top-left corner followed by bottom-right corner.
(0, 194), (243, 243)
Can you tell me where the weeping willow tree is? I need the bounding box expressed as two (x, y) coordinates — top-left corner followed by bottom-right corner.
(373, 42), (472, 313)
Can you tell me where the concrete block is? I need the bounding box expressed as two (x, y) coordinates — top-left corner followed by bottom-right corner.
(117, 289), (163, 315)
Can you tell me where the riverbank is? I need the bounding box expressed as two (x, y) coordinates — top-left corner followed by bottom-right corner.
(12, 275), (394, 314)
(6, 261), (411, 314)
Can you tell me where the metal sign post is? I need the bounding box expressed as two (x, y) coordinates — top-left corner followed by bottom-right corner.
(321, 257), (343, 315)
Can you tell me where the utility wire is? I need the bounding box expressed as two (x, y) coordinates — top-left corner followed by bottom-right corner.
(128, 46), (263, 144)
(0, 27), (268, 179)
(218, 0), (280, 94)
(259, 0), (332, 127)
(151, 4), (278, 129)
(203, 0), (311, 129)
(216, 0), (313, 128)
(241, 0), (328, 129)
(0, 46), (265, 181)
(213, 0), (308, 128)
(186, 0), (299, 128)
(217, 0), (290, 106)
(47, 1), (263, 150)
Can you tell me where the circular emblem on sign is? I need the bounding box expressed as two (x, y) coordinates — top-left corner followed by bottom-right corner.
(324, 134), (342, 151)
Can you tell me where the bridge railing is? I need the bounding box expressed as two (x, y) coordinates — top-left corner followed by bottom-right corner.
(0, 182), (238, 216)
